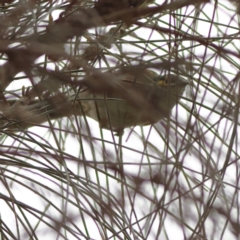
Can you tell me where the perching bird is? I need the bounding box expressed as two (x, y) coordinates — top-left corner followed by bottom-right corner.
(2, 68), (188, 135)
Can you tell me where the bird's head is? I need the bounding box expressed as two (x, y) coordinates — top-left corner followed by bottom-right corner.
(154, 74), (189, 96)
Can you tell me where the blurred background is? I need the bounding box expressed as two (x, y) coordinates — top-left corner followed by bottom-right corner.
(0, 0), (239, 239)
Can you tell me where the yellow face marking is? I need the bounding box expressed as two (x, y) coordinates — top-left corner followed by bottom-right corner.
(157, 80), (175, 87)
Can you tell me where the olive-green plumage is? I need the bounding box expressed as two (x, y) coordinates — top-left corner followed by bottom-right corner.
(4, 69), (188, 134)
(76, 69), (188, 134)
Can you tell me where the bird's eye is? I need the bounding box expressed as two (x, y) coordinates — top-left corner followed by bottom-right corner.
(157, 79), (174, 87)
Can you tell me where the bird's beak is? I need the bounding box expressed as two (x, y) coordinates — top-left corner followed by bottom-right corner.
(179, 80), (189, 87)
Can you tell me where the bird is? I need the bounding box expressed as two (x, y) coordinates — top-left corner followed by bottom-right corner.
(3, 68), (188, 135)
(70, 68), (188, 135)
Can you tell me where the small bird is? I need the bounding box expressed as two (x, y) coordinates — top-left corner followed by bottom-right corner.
(72, 69), (188, 135)
(3, 69), (188, 134)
